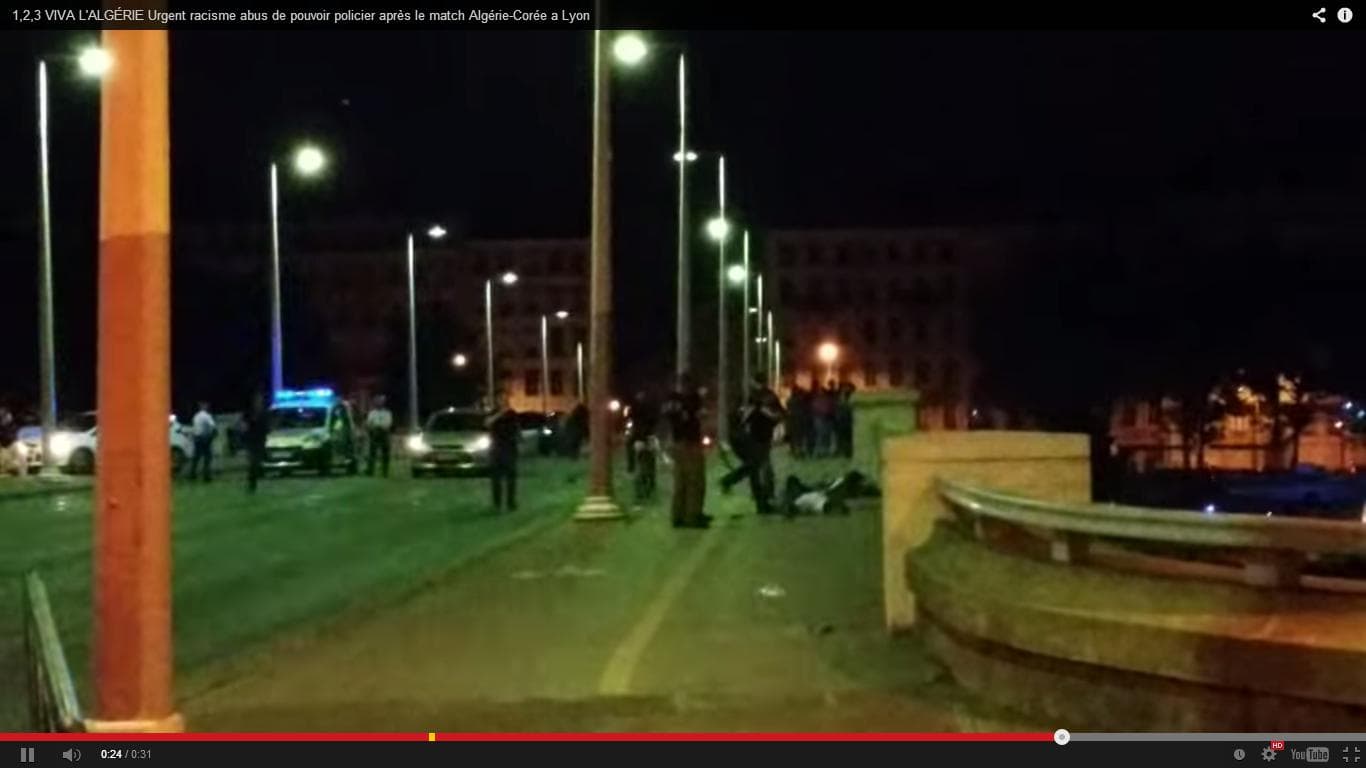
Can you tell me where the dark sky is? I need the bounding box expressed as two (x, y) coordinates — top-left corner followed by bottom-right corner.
(3, 30), (1366, 413)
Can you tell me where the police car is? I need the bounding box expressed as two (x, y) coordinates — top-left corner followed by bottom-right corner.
(263, 388), (360, 476)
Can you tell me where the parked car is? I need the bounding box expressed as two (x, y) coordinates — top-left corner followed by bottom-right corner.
(262, 388), (359, 476)
(18, 411), (193, 475)
(407, 408), (496, 477)
(517, 411), (561, 456)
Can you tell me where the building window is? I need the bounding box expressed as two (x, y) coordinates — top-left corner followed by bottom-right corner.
(779, 245), (797, 267)
(863, 281), (877, 304)
(525, 369), (540, 396)
(836, 245), (852, 266)
(548, 250), (565, 275)
(889, 359), (905, 387)
(888, 316), (902, 341)
(526, 346), (538, 360)
(887, 242), (902, 263)
(938, 243), (956, 264)
(913, 319), (929, 343)
(1122, 401), (1138, 427)
(549, 326), (565, 356)
(780, 278), (796, 306)
(915, 359), (931, 387)
(942, 314), (955, 343)
(836, 280), (851, 304)
(944, 406), (959, 429)
(550, 370), (564, 396)
(807, 246), (823, 265)
(911, 243), (927, 265)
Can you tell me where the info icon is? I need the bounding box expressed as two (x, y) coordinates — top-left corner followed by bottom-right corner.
(1339, 7), (1354, 22)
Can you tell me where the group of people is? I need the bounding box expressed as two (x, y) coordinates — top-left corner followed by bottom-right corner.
(783, 381), (857, 459)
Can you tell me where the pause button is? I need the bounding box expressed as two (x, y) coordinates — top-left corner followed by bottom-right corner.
(19, 747), (36, 763)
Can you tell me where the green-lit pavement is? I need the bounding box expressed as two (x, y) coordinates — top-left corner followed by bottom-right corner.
(178, 458), (1031, 733)
(0, 460), (582, 731)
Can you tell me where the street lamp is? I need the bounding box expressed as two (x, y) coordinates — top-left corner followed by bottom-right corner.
(706, 216), (731, 242)
(710, 156), (734, 446)
(726, 264), (747, 285)
(540, 310), (571, 415)
(483, 271), (518, 408)
(612, 32), (649, 66)
(268, 142), (329, 394)
(402, 225), (447, 432)
(452, 353), (468, 368)
(740, 230), (752, 389)
(34, 46), (110, 475)
(818, 341), (840, 384)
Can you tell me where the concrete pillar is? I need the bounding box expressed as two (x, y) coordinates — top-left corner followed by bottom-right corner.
(881, 431), (1091, 632)
(89, 29), (182, 733)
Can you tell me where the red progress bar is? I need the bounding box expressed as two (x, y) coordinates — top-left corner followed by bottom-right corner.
(0, 732), (1054, 742)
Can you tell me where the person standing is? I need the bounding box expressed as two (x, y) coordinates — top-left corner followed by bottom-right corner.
(365, 394), (394, 477)
(189, 401), (216, 482)
(663, 371), (709, 529)
(486, 392), (521, 512)
(243, 392), (269, 493)
(786, 385), (810, 460)
(0, 408), (21, 477)
(626, 389), (661, 504)
(720, 376), (785, 514)
(562, 401), (588, 458)
(835, 381), (857, 459)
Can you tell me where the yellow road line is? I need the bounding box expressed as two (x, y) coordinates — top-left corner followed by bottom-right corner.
(597, 527), (723, 695)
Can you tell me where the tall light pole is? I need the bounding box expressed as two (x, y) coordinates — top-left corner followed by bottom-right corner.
(741, 230), (751, 390)
(766, 310), (776, 387)
(35, 48), (110, 475)
(540, 310), (571, 414)
(402, 225), (447, 431)
(675, 54), (692, 378)
(710, 156), (731, 445)
(774, 339), (783, 390)
(576, 30), (646, 521)
(92, 28), (181, 733)
(576, 341), (585, 401)
(755, 272), (765, 384)
(484, 271), (518, 408)
(268, 143), (327, 394)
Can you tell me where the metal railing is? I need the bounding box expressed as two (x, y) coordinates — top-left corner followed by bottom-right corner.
(937, 477), (1366, 590)
(22, 571), (83, 732)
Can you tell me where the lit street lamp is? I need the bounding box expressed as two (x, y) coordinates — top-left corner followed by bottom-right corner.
(452, 353), (468, 369)
(268, 142), (328, 394)
(818, 341), (840, 384)
(34, 46), (110, 475)
(483, 271), (518, 407)
(403, 225), (446, 432)
(540, 310), (571, 415)
(740, 231), (751, 388)
(755, 271), (765, 385)
(576, 29), (647, 521)
(709, 156), (733, 445)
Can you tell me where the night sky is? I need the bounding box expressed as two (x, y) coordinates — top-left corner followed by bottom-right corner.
(3, 30), (1366, 418)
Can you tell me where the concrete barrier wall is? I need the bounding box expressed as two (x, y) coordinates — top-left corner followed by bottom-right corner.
(880, 431), (1090, 631)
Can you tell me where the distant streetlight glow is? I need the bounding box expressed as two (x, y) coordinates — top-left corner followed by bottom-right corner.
(452, 353), (468, 368)
(706, 216), (730, 242)
(500, 271), (519, 286)
(608, 398), (622, 413)
(612, 33), (649, 66)
(555, 310), (570, 320)
(77, 46), (113, 78)
(726, 264), (747, 285)
(292, 145), (326, 176)
(427, 224), (447, 240)
(818, 342), (840, 365)
(673, 150), (699, 163)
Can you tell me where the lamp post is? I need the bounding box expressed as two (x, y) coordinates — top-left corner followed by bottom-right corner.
(576, 30), (648, 521)
(741, 230), (751, 390)
(268, 143), (327, 394)
(403, 225), (445, 432)
(708, 155), (732, 445)
(766, 310), (776, 387)
(576, 341), (585, 401)
(675, 54), (694, 378)
(483, 271), (518, 408)
(539, 310), (570, 415)
(35, 47), (110, 475)
(774, 339), (782, 390)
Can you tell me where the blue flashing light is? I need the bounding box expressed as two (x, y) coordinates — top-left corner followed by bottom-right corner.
(273, 387), (336, 406)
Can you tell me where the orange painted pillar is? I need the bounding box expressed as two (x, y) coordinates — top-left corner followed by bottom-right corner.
(89, 29), (182, 732)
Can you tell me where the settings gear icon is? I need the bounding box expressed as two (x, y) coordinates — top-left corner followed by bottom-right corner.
(1262, 747), (1277, 762)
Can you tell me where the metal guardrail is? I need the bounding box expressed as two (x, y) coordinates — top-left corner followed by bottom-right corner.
(22, 571), (84, 732)
(936, 478), (1366, 588)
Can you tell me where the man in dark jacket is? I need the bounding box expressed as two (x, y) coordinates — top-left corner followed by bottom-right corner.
(243, 392), (269, 493)
(663, 372), (709, 528)
(486, 391), (521, 512)
(720, 376), (786, 514)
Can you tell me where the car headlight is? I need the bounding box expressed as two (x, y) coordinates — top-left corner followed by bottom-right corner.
(302, 433), (324, 448)
(540, 427), (552, 436)
(471, 435), (492, 452)
(14, 442), (28, 460)
(407, 434), (430, 453)
(49, 432), (75, 461)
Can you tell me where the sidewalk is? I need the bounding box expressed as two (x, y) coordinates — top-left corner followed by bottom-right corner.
(183, 474), (1030, 732)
